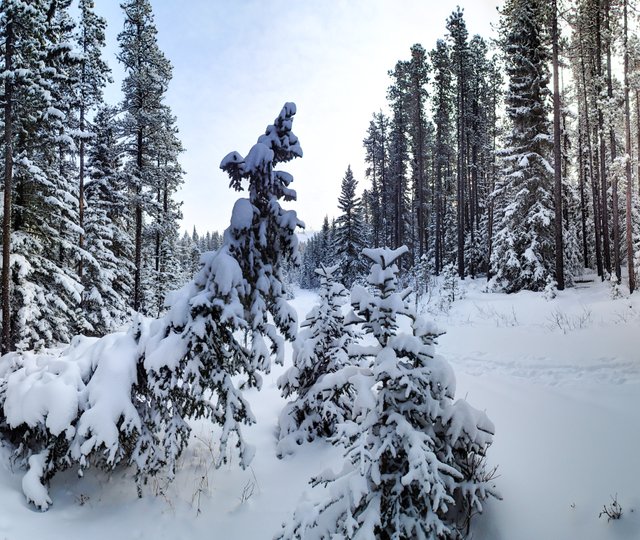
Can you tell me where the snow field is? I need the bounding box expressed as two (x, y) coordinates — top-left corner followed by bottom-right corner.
(0, 277), (638, 539)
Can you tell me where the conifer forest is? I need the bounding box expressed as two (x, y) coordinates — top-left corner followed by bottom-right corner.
(0, 1), (638, 539)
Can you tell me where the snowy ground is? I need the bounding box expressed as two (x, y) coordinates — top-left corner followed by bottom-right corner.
(1, 274), (639, 539)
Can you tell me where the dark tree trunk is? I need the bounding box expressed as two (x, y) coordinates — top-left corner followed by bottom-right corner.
(605, 0), (621, 282)
(457, 70), (465, 279)
(578, 124), (589, 268)
(552, 0), (564, 289)
(2, 21), (14, 354)
(623, 0), (635, 293)
(133, 128), (143, 312)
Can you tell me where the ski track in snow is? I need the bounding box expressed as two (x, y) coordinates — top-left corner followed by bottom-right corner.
(445, 351), (640, 386)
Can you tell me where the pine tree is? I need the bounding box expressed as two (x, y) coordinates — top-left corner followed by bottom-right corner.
(83, 106), (134, 335)
(145, 103), (303, 473)
(142, 105), (184, 317)
(363, 111), (391, 249)
(73, 0), (111, 282)
(117, 0), (175, 313)
(431, 39), (455, 275)
(334, 166), (367, 287)
(277, 264), (354, 456)
(491, 0), (556, 292)
(447, 8), (471, 279)
(387, 63), (412, 259)
(278, 247), (497, 539)
(1, 0), (87, 351)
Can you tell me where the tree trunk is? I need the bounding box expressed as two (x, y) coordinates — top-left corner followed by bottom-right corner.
(605, 0), (621, 282)
(552, 0), (564, 289)
(78, 109), (85, 280)
(623, 0), (635, 293)
(133, 128), (143, 312)
(457, 67), (466, 279)
(2, 21), (14, 354)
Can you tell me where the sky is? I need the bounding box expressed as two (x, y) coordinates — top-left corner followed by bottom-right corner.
(94, 0), (504, 234)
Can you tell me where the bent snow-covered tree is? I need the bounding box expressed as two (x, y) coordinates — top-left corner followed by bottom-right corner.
(278, 247), (497, 540)
(145, 101), (303, 470)
(0, 103), (303, 509)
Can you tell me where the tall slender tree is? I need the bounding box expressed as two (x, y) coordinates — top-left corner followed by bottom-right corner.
(117, 0), (174, 313)
(334, 166), (367, 287)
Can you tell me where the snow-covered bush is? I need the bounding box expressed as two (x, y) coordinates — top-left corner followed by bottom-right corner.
(438, 262), (462, 313)
(276, 264), (356, 457)
(277, 247), (498, 539)
(543, 275), (558, 300)
(0, 103), (304, 509)
(610, 273), (623, 300)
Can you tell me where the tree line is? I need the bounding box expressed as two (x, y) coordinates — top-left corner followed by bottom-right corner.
(300, 0), (640, 297)
(0, 0), (196, 353)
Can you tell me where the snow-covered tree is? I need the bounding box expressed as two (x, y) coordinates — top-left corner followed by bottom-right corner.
(73, 0), (111, 284)
(334, 166), (367, 288)
(0, 102), (304, 510)
(117, 0), (176, 313)
(83, 106), (134, 335)
(278, 246), (497, 539)
(0, 0), (87, 351)
(277, 263), (355, 456)
(490, 0), (555, 292)
(144, 102), (303, 473)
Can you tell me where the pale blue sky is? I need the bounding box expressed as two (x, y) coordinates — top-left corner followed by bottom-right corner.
(94, 0), (503, 234)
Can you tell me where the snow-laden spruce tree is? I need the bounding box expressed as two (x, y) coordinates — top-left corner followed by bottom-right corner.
(276, 263), (355, 457)
(490, 0), (556, 293)
(277, 247), (497, 539)
(143, 102), (303, 472)
(0, 103), (303, 509)
(334, 166), (368, 288)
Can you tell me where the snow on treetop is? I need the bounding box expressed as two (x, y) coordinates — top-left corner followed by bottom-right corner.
(281, 102), (296, 117)
(257, 102), (302, 162)
(244, 143), (274, 174)
(362, 246), (409, 268)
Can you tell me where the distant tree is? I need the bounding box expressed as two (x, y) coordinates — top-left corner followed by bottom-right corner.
(117, 0), (176, 313)
(363, 111), (391, 249)
(334, 166), (367, 287)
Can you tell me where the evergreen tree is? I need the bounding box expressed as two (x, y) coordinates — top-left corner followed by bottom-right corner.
(142, 105), (184, 317)
(117, 0), (175, 313)
(431, 39), (455, 275)
(277, 264), (354, 456)
(73, 0), (111, 282)
(278, 247), (497, 539)
(363, 111), (390, 249)
(145, 103), (303, 473)
(83, 105), (134, 335)
(334, 166), (367, 287)
(1, 103), (305, 509)
(387, 63), (412, 261)
(447, 8), (471, 279)
(491, 0), (556, 292)
(1, 0), (87, 351)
